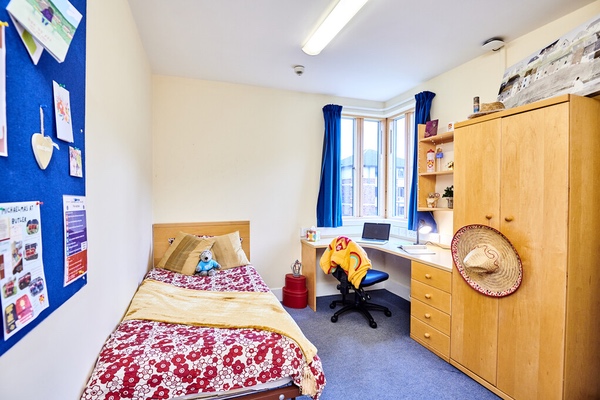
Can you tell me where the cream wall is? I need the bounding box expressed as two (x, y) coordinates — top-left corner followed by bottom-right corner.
(0, 1), (154, 399)
(152, 76), (372, 288)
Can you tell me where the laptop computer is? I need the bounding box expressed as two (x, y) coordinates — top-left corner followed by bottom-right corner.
(356, 222), (391, 245)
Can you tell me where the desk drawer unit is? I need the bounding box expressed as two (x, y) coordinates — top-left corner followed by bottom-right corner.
(410, 261), (452, 361)
(411, 279), (451, 314)
(411, 298), (450, 335)
(412, 261), (451, 292)
(411, 316), (450, 360)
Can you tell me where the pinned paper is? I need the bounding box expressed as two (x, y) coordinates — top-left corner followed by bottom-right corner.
(69, 146), (82, 177)
(53, 81), (73, 142)
(7, 0), (82, 63)
(10, 16), (43, 65)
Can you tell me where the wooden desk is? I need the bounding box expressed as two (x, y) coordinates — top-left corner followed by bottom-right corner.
(301, 237), (452, 311)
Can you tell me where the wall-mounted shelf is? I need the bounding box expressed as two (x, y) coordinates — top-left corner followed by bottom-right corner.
(417, 125), (454, 211)
(419, 130), (454, 145)
(419, 170), (453, 177)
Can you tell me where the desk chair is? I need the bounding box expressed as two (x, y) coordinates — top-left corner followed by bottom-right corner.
(329, 263), (392, 329)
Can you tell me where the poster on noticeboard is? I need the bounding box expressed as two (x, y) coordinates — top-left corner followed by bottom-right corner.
(63, 195), (87, 286)
(0, 201), (49, 340)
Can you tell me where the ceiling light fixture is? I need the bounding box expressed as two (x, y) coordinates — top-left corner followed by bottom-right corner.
(302, 0), (369, 56)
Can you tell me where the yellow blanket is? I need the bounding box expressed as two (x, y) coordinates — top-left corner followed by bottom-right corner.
(123, 280), (318, 394)
(319, 236), (372, 288)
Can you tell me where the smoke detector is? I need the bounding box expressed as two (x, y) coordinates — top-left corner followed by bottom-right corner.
(482, 38), (505, 52)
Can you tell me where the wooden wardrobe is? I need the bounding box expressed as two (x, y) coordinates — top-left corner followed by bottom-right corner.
(450, 94), (600, 400)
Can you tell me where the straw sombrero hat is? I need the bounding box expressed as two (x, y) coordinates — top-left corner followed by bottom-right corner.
(451, 224), (522, 297)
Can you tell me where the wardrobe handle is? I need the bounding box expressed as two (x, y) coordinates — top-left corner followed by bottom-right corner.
(485, 214), (493, 220)
(504, 216), (514, 222)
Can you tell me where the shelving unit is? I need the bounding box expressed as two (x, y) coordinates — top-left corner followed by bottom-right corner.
(417, 125), (454, 211)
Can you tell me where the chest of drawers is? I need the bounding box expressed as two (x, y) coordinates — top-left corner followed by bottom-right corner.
(410, 261), (452, 361)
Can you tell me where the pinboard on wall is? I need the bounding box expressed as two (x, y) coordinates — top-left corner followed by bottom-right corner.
(0, 0), (87, 357)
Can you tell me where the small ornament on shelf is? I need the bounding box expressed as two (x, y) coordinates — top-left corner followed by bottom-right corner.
(426, 192), (440, 208)
(426, 149), (435, 172)
(443, 185), (454, 209)
(424, 119), (439, 138)
(291, 260), (302, 277)
(435, 147), (444, 172)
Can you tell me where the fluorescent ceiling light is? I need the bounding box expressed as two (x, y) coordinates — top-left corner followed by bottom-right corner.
(302, 0), (369, 56)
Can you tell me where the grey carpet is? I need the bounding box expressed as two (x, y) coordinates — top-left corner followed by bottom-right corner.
(285, 290), (501, 400)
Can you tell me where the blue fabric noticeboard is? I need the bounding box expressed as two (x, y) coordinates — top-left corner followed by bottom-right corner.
(0, 0), (86, 357)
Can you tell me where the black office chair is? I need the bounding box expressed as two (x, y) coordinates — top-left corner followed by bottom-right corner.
(329, 266), (392, 329)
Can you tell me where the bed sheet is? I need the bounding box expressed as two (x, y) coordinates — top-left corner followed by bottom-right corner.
(81, 266), (325, 400)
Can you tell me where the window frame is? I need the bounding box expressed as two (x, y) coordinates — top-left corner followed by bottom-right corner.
(386, 109), (415, 221)
(341, 107), (415, 221)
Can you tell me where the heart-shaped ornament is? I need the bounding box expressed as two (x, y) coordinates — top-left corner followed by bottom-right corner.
(31, 106), (59, 170)
(32, 133), (59, 170)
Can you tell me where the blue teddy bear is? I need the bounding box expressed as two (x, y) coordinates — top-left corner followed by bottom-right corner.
(195, 249), (221, 276)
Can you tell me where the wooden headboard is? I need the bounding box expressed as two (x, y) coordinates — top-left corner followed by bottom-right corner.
(152, 221), (251, 267)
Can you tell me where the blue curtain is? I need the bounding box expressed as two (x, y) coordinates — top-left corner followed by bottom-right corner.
(407, 91), (438, 233)
(316, 104), (343, 227)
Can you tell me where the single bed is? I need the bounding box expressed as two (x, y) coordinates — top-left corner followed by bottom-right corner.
(81, 221), (325, 400)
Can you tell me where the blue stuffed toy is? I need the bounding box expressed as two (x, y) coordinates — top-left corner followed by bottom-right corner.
(195, 249), (221, 276)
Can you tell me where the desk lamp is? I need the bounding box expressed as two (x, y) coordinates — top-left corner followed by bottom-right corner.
(415, 219), (432, 245)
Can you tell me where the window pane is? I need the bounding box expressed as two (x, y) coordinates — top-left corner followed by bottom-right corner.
(391, 114), (410, 218)
(362, 120), (380, 216)
(341, 118), (354, 217)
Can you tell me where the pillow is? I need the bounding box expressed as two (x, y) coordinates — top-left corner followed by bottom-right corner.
(156, 231), (215, 275)
(211, 231), (250, 270)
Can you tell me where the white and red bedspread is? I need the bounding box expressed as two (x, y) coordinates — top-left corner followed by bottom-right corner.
(81, 266), (325, 400)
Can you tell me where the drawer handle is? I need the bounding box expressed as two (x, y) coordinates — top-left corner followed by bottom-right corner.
(424, 273), (432, 279)
(424, 313), (431, 319)
(424, 333), (431, 339)
(425, 294), (432, 299)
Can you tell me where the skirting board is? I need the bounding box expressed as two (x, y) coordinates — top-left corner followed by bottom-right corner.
(273, 279), (410, 303)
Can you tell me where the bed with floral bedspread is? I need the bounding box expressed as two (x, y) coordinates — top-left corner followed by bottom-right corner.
(81, 264), (325, 400)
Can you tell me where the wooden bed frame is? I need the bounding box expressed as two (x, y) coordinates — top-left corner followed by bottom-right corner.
(151, 220), (303, 400)
(153, 221), (251, 267)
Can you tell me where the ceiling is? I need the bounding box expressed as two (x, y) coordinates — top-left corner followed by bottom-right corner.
(127, 0), (595, 102)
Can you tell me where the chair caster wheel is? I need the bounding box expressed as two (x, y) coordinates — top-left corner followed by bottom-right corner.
(369, 320), (377, 329)
(331, 316), (338, 323)
(385, 310), (392, 317)
(329, 302), (336, 309)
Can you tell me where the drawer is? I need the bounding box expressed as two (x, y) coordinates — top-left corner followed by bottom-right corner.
(410, 316), (450, 359)
(411, 298), (450, 335)
(412, 261), (451, 293)
(411, 279), (451, 314)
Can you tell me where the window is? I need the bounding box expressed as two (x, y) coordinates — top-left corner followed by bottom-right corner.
(388, 111), (414, 219)
(341, 117), (383, 217)
(341, 109), (414, 219)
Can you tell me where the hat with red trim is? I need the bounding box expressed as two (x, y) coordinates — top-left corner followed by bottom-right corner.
(451, 224), (522, 297)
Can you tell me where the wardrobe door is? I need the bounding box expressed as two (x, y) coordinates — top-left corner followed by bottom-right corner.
(451, 119), (501, 384)
(496, 104), (569, 400)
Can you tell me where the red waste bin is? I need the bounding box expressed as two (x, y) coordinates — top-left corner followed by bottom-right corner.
(282, 274), (307, 309)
